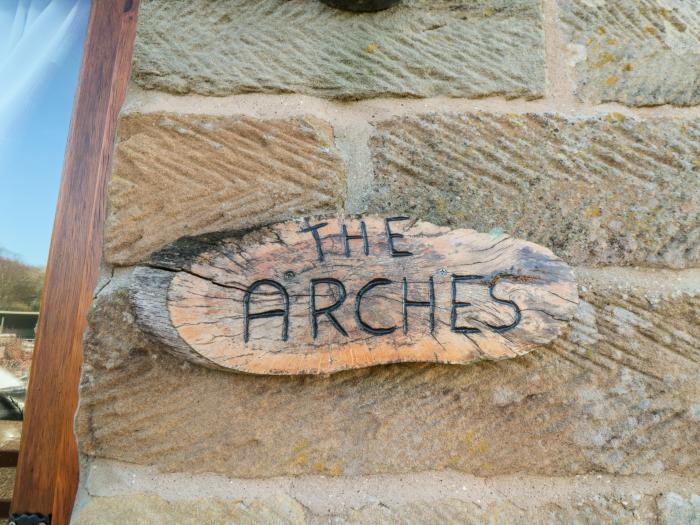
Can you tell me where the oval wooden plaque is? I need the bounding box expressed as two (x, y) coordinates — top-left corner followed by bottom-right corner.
(130, 216), (578, 375)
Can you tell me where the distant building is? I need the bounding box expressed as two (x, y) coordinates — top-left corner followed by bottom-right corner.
(0, 311), (39, 339)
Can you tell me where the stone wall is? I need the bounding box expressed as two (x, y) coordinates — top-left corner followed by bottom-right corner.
(73, 0), (700, 523)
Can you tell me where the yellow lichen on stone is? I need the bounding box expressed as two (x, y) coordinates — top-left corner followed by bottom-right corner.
(310, 458), (343, 476)
(292, 440), (309, 454)
(462, 430), (488, 457)
(474, 439), (488, 454)
(607, 75), (619, 87)
(606, 112), (625, 122)
(293, 453), (308, 466)
(483, 7), (495, 17)
(595, 52), (617, 68)
(290, 440), (311, 466)
(328, 461), (344, 476)
(366, 43), (377, 54)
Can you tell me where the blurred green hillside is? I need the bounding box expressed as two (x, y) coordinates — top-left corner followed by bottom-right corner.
(0, 249), (44, 311)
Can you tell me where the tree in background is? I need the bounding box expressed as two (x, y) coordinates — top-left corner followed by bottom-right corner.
(0, 249), (44, 311)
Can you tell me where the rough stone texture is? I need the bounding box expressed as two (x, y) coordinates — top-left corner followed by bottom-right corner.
(338, 495), (656, 524)
(658, 493), (700, 525)
(368, 113), (700, 268)
(0, 468), (13, 501)
(72, 493), (306, 525)
(558, 0), (700, 106)
(104, 113), (344, 265)
(76, 268), (700, 479)
(73, 490), (700, 524)
(132, 0), (545, 100)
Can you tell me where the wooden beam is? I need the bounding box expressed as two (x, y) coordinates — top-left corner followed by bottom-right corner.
(11, 1), (139, 523)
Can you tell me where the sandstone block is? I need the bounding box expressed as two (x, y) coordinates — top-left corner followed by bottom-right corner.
(367, 113), (700, 267)
(72, 489), (695, 525)
(72, 493), (306, 525)
(104, 113), (344, 265)
(657, 493), (700, 525)
(558, 0), (700, 106)
(76, 268), (699, 478)
(0, 468), (13, 501)
(340, 495), (656, 524)
(132, 0), (545, 99)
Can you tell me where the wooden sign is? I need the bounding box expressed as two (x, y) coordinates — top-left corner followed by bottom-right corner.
(130, 216), (578, 375)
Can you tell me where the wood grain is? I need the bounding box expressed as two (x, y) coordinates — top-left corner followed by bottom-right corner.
(11, 1), (139, 523)
(131, 216), (578, 375)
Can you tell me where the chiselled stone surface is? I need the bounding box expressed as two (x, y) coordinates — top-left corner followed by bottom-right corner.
(104, 113), (344, 265)
(72, 491), (665, 524)
(558, 0), (700, 106)
(72, 493), (306, 525)
(340, 495), (656, 524)
(0, 468), (13, 500)
(77, 268), (699, 478)
(368, 113), (700, 268)
(657, 493), (700, 525)
(133, 0), (545, 99)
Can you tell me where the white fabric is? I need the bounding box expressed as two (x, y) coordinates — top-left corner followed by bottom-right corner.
(0, 0), (89, 140)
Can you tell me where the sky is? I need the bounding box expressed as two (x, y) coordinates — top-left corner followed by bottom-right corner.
(0, 0), (90, 267)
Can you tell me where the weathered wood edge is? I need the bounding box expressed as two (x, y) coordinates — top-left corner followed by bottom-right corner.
(130, 267), (225, 370)
(130, 227), (268, 371)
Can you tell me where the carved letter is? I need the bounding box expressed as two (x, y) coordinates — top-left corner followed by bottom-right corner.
(310, 278), (348, 339)
(355, 278), (397, 335)
(243, 279), (289, 343)
(450, 274), (522, 334)
(402, 277), (435, 334)
(384, 217), (413, 257)
(300, 222), (328, 262)
(341, 221), (369, 257)
(450, 275), (483, 334)
(485, 276), (521, 332)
